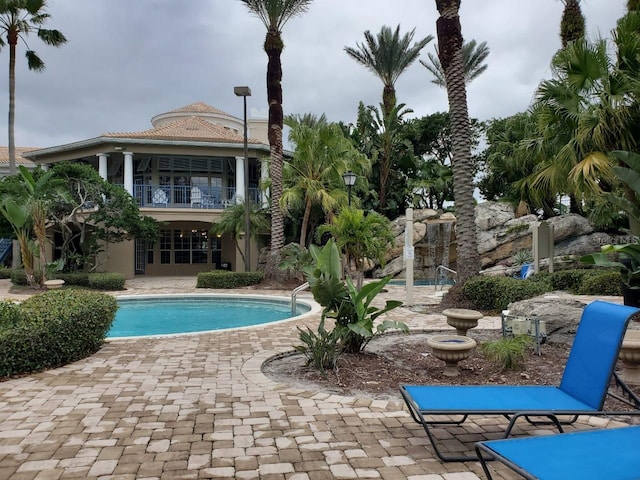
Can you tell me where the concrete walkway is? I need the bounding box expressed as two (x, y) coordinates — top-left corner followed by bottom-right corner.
(0, 278), (629, 479)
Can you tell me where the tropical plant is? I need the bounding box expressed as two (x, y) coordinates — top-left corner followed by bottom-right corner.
(282, 118), (369, 246)
(278, 242), (312, 281)
(481, 335), (532, 371)
(239, 0), (313, 281)
(302, 239), (405, 354)
(294, 318), (342, 376)
(420, 39), (489, 87)
(609, 151), (640, 230)
(344, 24), (432, 117)
(433, 0), (480, 282)
(365, 102), (415, 213)
(0, 0), (66, 175)
(210, 200), (270, 267)
(0, 196), (34, 285)
(43, 162), (158, 272)
(316, 207), (394, 289)
(581, 243), (640, 288)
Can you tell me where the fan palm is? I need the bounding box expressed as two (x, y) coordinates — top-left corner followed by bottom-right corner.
(433, 0), (480, 282)
(239, 0), (313, 280)
(0, 0), (66, 175)
(420, 39), (489, 87)
(344, 25), (432, 117)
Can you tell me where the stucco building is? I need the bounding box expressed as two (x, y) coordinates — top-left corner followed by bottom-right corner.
(22, 102), (271, 278)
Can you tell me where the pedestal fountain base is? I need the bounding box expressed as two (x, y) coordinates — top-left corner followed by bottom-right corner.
(620, 330), (640, 385)
(442, 308), (484, 336)
(427, 334), (477, 377)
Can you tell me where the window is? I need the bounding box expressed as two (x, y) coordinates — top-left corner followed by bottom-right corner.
(174, 229), (208, 264)
(160, 230), (171, 264)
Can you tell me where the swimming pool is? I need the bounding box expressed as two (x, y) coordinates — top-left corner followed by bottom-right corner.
(108, 294), (318, 339)
(388, 279), (455, 286)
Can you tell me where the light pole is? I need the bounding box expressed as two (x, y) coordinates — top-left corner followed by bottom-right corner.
(342, 171), (357, 206)
(234, 86), (252, 272)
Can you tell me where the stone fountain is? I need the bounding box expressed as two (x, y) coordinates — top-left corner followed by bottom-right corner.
(427, 334), (477, 377)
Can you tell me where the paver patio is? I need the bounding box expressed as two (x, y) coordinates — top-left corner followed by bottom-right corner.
(0, 278), (630, 479)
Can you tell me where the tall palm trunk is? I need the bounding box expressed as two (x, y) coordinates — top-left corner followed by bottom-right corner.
(264, 29), (286, 280)
(8, 28), (17, 175)
(435, 0), (480, 282)
(299, 197), (312, 248)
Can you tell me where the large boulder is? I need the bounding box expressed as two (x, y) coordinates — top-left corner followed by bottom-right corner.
(475, 202), (515, 231)
(507, 293), (588, 344)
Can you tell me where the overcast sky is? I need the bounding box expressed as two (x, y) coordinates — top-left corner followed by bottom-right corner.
(0, 0), (628, 149)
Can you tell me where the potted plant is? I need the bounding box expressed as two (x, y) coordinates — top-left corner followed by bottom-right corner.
(581, 243), (640, 307)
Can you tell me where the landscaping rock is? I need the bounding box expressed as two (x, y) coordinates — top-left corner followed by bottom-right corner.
(507, 293), (588, 344)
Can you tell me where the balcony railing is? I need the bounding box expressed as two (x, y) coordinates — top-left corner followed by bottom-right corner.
(133, 184), (260, 209)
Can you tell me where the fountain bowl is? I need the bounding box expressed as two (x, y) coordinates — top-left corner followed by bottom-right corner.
(427, 334), (477, 377)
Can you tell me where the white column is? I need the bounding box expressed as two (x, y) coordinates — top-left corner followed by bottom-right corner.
(123, 152), (133, 195)
(235, 156), (245, 203)
(260, 159), (269, 207)
(97, 153), (108, 180)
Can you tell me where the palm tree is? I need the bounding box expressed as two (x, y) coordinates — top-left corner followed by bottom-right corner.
(420, 39), (489, 87)
(560, 0), (585, 46)
(434, 0), (480, 282)
(239, 0), (312, 281)
(344, 25), (432, 117)
(0, 0), (66, 175)
(282, 118), (368, 247)
(316, 207), (394, 289)
(531, 38), (635, 214)
(210, 201), (270, 268)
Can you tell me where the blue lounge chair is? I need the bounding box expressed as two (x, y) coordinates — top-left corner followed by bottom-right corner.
(400, 300), (640, 462)
(475, 425), (640, 480)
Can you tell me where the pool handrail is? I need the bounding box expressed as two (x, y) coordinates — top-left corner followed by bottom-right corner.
(435, 265), (457, 290)
(291, 282), (310, 315)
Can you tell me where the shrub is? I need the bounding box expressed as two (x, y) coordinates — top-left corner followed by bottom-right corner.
(54, 272), (90, 287)
(462, 276), (548, 312)
(88, 272), (126, 291)
(197, 270), (264, 289)
(512, 249), (534, 266)
(0, 289), (117, 377)
(577, 271), (624, 296)
(0, 267), (11, 279)
(0, 300), (22, 329)
(547, 269), (585, 291)
(10, 268), (28, 286)
(294, 323), (342, 377)
(481, 335), (532, 371)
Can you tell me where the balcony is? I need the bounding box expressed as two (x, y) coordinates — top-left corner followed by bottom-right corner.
(133, 184), (260, 209)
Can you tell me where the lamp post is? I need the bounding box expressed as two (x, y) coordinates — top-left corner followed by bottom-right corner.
(342, 170), (357, 206)
(234, 85), (252, 272)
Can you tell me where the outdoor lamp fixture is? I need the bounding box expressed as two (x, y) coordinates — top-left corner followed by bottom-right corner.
(342, 170), (357, 206)
(234, 85), (252, 272)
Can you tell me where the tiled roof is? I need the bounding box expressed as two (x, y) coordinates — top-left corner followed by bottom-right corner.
(165, 102), (233, 117)
(103, 116), (263, 144)
(0, 146), (38, 165)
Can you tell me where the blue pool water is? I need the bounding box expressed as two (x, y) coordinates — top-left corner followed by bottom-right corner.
(388, 279), (455, 286)
(108, 295), (312, 338)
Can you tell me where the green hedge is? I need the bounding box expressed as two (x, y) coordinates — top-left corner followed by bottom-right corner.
(462, 276), (549, 312)
(54, 272), (90, 287)
(577, 271), (624, 296)
(0, 267), (11, 279)
(197, 270), (264, 289)
(10, 269), (28, 286)
(0, 289), (117, 378)
(88, 272), (126, 291)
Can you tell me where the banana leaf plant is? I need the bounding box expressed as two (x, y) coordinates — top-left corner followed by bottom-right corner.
(303, 239), (406, 353)
(580, 243), (640, 288)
